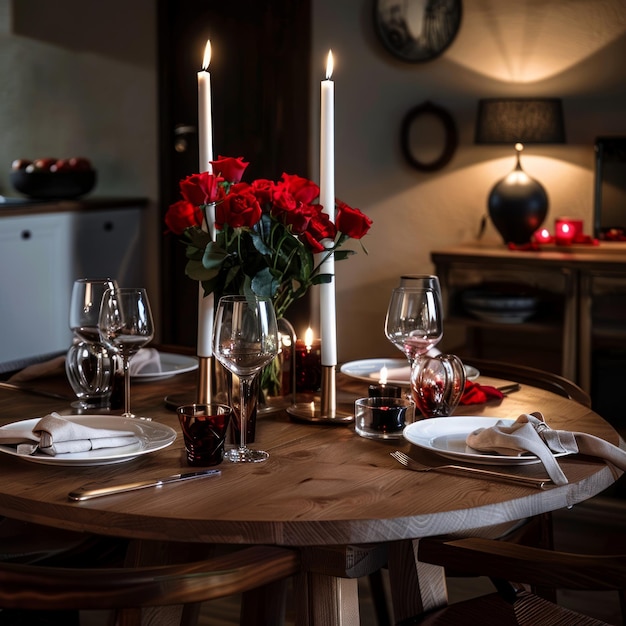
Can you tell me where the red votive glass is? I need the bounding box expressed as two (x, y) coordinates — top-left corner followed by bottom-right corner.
(532, 227), (553, 244)
(295, 339), (322, 393)
(555, 217), (583, 246)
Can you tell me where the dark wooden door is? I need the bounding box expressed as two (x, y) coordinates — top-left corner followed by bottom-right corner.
(157, 0), (312, 346)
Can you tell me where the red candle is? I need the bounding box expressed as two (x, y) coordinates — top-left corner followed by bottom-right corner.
(533, 227), (553, 244)
(555, 217), (583, 246)
(295, 329), (322, 393)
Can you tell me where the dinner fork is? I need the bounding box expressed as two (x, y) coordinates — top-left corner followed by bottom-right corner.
(390, 450), (550, 489)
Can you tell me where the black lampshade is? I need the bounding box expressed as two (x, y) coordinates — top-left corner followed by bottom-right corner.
(475, 98), (565, 245)
(475, 98), (566, 145)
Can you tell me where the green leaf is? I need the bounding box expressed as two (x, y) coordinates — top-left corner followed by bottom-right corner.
(251, 267), (280, 298)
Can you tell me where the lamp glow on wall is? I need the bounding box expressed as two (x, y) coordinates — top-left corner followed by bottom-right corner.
(475, 98), (566, 245)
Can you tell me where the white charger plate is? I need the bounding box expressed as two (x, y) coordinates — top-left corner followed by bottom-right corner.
(403, 416), (570, 466)
(0, 415), (176, 466)
(340, 358), (479, 386)
(132, 352), (198, 382)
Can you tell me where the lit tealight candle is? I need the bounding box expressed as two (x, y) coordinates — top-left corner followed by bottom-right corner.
(555, 217), (583, 246)
(296, 328), (322, 393)
(533, 227), (553, 244)
(369, 366), (401, 398)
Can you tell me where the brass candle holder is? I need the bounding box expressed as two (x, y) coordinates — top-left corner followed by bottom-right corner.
(287, 364), (353, 424)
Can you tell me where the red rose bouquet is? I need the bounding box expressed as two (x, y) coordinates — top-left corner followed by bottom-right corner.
(165, 155), (372, 321)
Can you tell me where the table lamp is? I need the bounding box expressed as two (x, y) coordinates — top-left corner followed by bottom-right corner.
(475, 98), (566, 245)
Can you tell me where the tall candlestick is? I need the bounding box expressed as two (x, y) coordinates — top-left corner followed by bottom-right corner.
(197, 39), (214, 359)
(319, 50), (336, 366)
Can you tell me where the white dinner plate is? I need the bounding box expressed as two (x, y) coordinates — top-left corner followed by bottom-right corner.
(0, 415), (176, 466)
(340, 358), (479, 386)
(403, 416), (571, 466)
(132, 352), (198, 382)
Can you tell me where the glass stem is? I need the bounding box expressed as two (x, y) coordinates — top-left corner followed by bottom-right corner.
(238, 374), (254, 451)
(123, 354), (131, 416)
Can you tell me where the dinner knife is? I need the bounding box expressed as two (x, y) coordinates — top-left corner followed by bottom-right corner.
(68, 468), (221, 501)
(0, 381), (73, 402)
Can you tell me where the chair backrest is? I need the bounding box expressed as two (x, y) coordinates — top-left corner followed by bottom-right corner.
(461, 357), (592, 407)
(0, 545), (300, 614)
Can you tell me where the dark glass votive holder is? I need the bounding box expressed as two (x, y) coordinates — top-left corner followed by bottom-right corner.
(368, 383), (402, 398)
(177, 403), (232, 466)
(354, 396), (415, 440)
(295, 339), (322, 392)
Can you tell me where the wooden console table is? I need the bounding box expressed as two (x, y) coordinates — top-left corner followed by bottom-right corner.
(431, 243), (626, 395)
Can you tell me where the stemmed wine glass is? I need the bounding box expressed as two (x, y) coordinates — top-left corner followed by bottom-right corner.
(98, 287), (154, 419)
(66, 278), (118, 409)
(213, 295), (279, 463)
(384, 283), (443, 367)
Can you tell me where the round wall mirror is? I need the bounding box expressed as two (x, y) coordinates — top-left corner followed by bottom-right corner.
(401, 101), (458, 172)
(374, 0), (462, 63)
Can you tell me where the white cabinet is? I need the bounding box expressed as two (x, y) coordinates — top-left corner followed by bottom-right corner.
(0, 204), (145, 371)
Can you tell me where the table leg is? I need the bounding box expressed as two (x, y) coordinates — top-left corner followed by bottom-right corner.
(293, 571), (359, 626)
(294, 544), (388, 626)
(387, 539), (448, 622)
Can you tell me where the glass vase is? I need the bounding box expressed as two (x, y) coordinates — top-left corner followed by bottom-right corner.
(65, 339), (115, 409)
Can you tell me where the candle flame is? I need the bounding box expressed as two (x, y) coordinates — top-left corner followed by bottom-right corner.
(379, 366), (388, 385)
(325, 50), (333, 80)
(202, 40), (212, 71)
(304, 327), (314, 349)
(562, 223), (571, 234)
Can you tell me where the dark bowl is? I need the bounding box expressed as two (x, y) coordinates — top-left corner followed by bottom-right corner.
(10, 169), (97, 199)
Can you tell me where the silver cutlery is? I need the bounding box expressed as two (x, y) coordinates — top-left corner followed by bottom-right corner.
(390, 450), (550, 489)
(68, 468), (221, 501)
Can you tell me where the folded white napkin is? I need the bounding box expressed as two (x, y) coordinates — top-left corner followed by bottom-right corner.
(0, 413), (139, 456)
(129, 348), (162, 375)
(466, 411), (626, 485)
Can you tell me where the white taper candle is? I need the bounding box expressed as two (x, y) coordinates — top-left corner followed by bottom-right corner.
(197, 40), (215, 357)
(319, 50), (336, 366)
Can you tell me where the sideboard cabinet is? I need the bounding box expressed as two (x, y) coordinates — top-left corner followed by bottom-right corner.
(431, 244), (626, 421)
(0, 198), (148, 372)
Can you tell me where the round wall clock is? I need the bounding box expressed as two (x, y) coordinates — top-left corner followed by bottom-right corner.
(374, 0), (462, 63)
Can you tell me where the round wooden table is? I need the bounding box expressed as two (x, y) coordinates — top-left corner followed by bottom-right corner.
(0, 367), (621, 624)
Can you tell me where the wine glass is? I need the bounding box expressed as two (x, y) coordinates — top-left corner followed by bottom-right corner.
(98, 287), (154, 419)
(66, 278), (118, 409)
(213, 295), (279, 463)
(384, 286), (443, 367)
(70, 278), (118, 342)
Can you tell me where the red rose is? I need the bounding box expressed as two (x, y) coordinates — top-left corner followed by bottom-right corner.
(250, 178), (275, 204)
(211, 155), (249, 183)
(215, 183), (262, 229)
(278, 203), (319, 234)
(300, 209), (337, 252)
(164, 200), (203, 235)
(335, 199), (372, 239)
(180, 172), (222, 206)
(279, 173), (319, 205)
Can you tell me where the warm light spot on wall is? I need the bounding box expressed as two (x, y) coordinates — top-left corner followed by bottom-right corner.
(448, 0), (626, 83)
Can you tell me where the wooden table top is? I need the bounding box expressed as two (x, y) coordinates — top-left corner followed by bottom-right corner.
(0, 366), (620, 548)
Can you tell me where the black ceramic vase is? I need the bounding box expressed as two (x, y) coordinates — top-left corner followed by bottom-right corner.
(488, 161), (548, 245)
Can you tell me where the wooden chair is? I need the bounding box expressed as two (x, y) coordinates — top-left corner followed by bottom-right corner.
(461, 356), (592, 407)
(0, 545), (300, 626)
(411, 536), (626, 625)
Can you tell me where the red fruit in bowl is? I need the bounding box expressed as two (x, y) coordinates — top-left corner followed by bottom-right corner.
(11, 159), (32, 171)
(50, 159), (73, 173)
(68, 157), (92, 171)
(32, 158), (57, 171)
